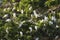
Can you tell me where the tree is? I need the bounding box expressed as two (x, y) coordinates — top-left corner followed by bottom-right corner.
(0, 0), (60, 40)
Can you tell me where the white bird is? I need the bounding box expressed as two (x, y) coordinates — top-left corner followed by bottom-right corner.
(29, 27), (32, 32)
(29, 6), (32, 10)
(49, 21), (53, 25)
(12, 7), (15, 11)
(13, 13), (16, 18)
(44, 16), (48, 21)
(18, 21), (25, 28)
(3, 8), (7, 11)
(35, 37), (39, 40)
(56, 25), (59, 28)
(35, 26), (38, 30)
(6, 27), (9, 33)
(51, 16), (56, 21)
(21, 9), (24, 14)
(6, 19), (11, 22)
(3, 14), (8, 18)
(33, 10), (39, 18)
(20, 31), (23, 36)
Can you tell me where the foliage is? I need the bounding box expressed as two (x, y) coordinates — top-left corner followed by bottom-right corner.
(0, 0), (60, 40)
